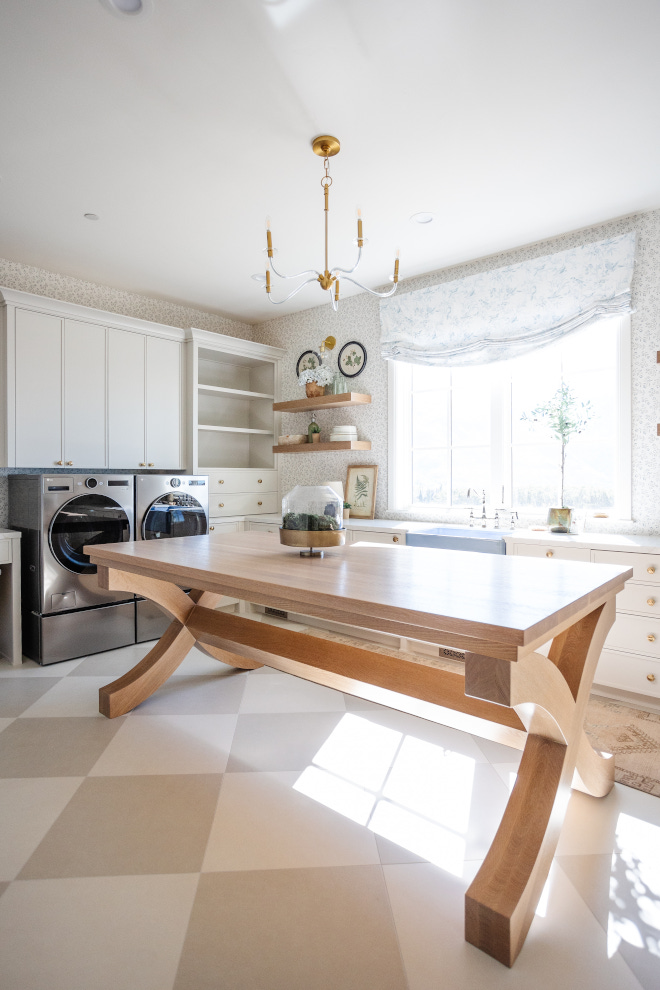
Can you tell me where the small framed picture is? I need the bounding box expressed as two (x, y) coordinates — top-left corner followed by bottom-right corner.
(338, 341), (367, 378)
(345, 464), (378, 519)
(296, 350), (322, 377)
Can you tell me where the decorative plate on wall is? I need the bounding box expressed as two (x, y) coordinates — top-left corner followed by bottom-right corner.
(338, 341), (367, 378)
(296, 350), (322, 376)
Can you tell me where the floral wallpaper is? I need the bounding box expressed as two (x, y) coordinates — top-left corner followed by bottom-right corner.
(253, 208), (660, 534)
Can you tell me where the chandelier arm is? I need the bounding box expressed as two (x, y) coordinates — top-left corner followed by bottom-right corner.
(330, 246), (363, 277)
(268, 258), (320, 281)
(338, 275), (399, 298)
(266, 276), (320, 305)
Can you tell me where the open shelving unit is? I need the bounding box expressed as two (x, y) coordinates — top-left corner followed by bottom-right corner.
(273, 392), (371, 413)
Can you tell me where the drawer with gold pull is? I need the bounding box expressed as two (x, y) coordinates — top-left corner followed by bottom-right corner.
(595, 649), (660, 696)
(605, 613), (660, 659)
(615, 582), (660, 616)
(512, 543), (591, 562)
(205, 470), (278, 495)
(592, 549), (660, 583)
(212, 492), (278, 516)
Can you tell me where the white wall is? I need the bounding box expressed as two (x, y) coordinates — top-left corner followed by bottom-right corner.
(253, 208), (660, 533)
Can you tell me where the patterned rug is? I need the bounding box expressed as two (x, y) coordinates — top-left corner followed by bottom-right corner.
(584, 695), (660, 797)
(298, 625), (660, 797)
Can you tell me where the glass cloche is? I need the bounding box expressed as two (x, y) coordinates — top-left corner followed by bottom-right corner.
(280, 485), (345, 557)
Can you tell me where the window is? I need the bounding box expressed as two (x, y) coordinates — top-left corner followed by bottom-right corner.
(388, 316), (631, 517)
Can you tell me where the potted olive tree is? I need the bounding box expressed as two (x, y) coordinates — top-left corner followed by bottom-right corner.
(521, 382), (593, 533)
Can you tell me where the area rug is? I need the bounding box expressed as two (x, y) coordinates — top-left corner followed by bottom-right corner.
(297, 625), (660, 797)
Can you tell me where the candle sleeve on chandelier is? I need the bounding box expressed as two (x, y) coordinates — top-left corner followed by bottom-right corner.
(393, 249), (400, 282)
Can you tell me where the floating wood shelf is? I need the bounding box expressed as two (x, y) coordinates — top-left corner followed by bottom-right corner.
(273, 392), (371, 413)
(272, 440), (371, 453)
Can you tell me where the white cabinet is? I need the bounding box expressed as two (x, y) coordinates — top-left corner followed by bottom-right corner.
(508, 535), (660, 702)
(1, 288), (186, 471)
(108, 330), (182, 469)
(187, 328), (284, 513)
(348, 528), (405, 546)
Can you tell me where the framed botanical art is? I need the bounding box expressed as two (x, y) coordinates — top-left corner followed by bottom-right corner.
(295, 350), (322, 377)
(345, 464), (378, 519)
(338, 340), (367, 378)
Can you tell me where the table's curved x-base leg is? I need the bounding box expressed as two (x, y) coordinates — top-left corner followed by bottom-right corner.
(96, 564), (616, 968)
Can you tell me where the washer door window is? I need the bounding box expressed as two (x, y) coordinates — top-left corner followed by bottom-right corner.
(49, 494), (131, 575)
(143, 493), (207, 540)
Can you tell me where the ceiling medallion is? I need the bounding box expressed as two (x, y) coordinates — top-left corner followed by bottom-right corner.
(253, 135), (399, 310)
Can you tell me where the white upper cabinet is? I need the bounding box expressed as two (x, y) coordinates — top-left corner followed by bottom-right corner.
(64, 319), (107, 468)
(14, 308), (63, 467)
(1, 288), (185, 470)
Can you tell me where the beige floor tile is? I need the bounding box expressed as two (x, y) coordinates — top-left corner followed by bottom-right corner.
(357, 706), (492, 763)
(0, 678), (67, 717)
(19, 677), (111, 717)
(19, 774), (222, 878)
(226, 711), (345, 772)
(556, 783), (652, 856)
(0, 874), (199, 990)
(127, 669), (248, 716)
(89, 714), (238, 775)
(0, 657), (85, 677)
(0, 718), (14, 735)
(0, 717), (124, 777)
(383, 861), (644, 990)
(0, 777), (84, 880)
(202, 771), (380, 872)
(238, 670), (347, 713)
(173, 644), (244, 676)
(174, 866), (408, 990)
(68, 644), (152, 676)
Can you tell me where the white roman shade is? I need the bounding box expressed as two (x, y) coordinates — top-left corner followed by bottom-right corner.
(380, 232), (636, 366)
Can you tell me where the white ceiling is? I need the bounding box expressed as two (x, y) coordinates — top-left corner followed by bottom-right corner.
(1, 0), (660, 325)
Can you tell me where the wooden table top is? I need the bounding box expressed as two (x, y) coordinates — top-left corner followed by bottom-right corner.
(87, 531), (632, 650)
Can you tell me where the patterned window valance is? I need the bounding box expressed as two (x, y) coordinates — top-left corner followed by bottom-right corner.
(380, 233), (636, 366)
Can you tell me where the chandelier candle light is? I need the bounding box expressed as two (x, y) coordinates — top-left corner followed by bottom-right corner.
(255, 136), (400, 310)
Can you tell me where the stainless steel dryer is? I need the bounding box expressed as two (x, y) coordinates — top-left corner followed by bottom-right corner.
(8, 474), (136, 664)
(134, 474), (208, 641)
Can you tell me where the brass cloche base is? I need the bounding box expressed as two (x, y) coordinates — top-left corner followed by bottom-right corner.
(279, 527), (346, 557)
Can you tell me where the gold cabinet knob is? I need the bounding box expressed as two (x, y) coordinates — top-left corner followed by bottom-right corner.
(648, 599), (656, 607)
(66, 461), (73, 466)
(546, 550), (554, 558)
(148, 462), (154, 467)
(257, 501), (263, 506)
(648, 634), (656, 643)
(218, 503), (224, 508)
(218, 480), (224, 484)
(56, 460), (63, 465)
(648, 566), (656, 575)
(393, 536), (400, 543)
(648, 673), (656, 682)
(209, 525), (215, 531)
(139, 463), (146, 467)
(258, 479), (263, 483)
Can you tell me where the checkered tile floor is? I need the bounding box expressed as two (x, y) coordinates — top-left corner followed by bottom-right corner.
(0, 625), (658, 989)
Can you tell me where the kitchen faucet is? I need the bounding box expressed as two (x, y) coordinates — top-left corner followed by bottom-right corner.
(467, 488), (517, 530)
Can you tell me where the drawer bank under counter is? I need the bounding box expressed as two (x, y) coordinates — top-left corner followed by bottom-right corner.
(506, 531), (660, 705)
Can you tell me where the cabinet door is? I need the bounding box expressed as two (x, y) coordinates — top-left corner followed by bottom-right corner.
(108, 329), (146, 467)
(15, 308), (63, 467)
(145, 336), (182, 468)
(63, 320), (107, 468)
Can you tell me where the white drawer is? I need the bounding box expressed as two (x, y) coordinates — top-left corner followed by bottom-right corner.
(595, 649), (660, 697)
(212, 492), (278, 516)
(616, 582), (660, 616)
(592, 549), (660, 583)
(349, 530), (405, 546)
(0, 541), (11, 565)
(513, 543), (591, 562)
(208, 520), (242, 533)
(605, 612), (660, 659)
(248, 521), (279, 534)
(205, 470), (278, 494)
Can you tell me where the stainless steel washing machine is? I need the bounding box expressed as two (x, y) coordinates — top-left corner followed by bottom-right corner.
(134, 474), (209, 641)
(8, 474), (136, 664)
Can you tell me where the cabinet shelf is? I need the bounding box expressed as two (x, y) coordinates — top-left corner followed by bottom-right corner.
(272, 440), (371, 453)
(273, 392), (371, 413)
(198, 384), (274, 400)
(199, 425), (274, 435)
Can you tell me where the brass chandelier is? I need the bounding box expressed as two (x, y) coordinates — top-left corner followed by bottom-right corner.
(253, 135), (399, 310)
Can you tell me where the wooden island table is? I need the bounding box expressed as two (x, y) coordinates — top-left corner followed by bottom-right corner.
(85, 530), (632, 967)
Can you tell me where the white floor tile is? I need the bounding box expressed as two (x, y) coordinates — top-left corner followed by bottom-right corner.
(0, 874), (199, 990)
(0, 778), (84, 880)
(239, 670), (347, 713)
(0, 657), (85, 677)
(202, 770), (380, 872)
(89, 714), (238, 775)
(18, 678), (110, 718)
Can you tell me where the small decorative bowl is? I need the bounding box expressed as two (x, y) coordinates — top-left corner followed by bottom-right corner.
(278, 434), (306, 445)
